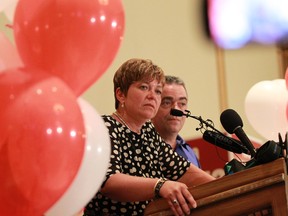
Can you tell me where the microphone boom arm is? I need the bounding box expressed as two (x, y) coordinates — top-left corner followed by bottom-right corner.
(170, 108), (250, 155)
(181, 109), (223, 135)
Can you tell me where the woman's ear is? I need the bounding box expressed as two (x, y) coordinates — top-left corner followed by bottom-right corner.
(115, 87), (125, 104)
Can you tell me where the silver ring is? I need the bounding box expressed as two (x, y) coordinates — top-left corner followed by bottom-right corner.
(172, 199), (179, 205)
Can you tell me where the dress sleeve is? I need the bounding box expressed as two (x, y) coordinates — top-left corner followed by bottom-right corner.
(100, 116), (123, 187)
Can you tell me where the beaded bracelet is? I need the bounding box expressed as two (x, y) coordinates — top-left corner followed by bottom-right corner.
(154, 177), (168, 198)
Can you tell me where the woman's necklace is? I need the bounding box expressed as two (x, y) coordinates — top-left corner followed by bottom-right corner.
(113, 111), (141, 134)
(113, 111), (157, 178)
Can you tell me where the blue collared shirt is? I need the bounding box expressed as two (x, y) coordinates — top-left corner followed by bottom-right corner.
(175, 135), (201, 168)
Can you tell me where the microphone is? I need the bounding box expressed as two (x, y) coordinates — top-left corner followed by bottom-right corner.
(203, 130), (250, 154)
(220, 109), (256, 157)
(170, 108), (250, 155)
(170, 108), (185, 117)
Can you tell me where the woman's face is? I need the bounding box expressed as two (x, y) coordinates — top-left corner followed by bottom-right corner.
(124, 79), (163, 121)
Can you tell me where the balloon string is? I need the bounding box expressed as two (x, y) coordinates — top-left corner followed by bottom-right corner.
(5, 24), (13, 29)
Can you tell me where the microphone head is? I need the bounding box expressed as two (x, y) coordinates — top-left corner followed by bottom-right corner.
(202, 130), (248, 154)
(220, 109), (243, 134)
(170, 109), (184, 117)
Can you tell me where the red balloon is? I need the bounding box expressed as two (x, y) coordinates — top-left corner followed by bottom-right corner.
(287, 101), (288, 122)
(286, 67), (288, 90)
(0, 68), (85, 215)
(286, 68), (288, 121)
(13, 0), (125, 96)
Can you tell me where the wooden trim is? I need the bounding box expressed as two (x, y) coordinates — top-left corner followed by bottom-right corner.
(277, 45), (288, 78)
(144, 158), (288, 216)
(215, 45), (228, 112)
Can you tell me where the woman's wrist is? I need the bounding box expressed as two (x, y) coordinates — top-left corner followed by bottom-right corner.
(153, 177), (167, 198)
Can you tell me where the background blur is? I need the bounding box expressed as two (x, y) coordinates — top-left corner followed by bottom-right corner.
(84, 1), (282, 142)
(0, 0), (285, 168)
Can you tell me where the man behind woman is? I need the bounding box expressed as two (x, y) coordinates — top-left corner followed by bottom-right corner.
(152, 75), (201, 168)
(84, 58), (215, 216)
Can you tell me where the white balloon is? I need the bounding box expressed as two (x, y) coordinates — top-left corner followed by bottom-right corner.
(0, 32), (23, 72)
(45, 98), (111, 216)
(1, 0), (18, 20)
(4, 1), (17, 22)
(0, 0), (11, 12)
(245, 79), (288, 140)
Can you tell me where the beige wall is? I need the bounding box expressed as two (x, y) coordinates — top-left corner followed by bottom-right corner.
(83, 0), (280, 142)
(0, 1), (281, 143)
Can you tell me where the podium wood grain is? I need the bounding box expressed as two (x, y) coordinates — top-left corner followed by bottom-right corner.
(144, 158), (288, 216)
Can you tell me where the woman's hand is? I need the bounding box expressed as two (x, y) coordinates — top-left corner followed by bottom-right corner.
(159, 180), (196, 216)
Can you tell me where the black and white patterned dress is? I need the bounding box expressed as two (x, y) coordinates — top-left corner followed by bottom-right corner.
(84, 115), (190, 216)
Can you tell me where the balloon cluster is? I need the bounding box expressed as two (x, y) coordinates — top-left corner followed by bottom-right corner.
(286, 68), (288, 122)
(0, 0), (124, 215)
(245, 70), (288, 141)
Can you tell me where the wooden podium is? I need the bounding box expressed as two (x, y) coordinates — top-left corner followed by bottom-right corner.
(144, 158), (288, 216)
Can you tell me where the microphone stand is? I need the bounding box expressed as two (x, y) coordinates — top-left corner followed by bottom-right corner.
(180, 109), (224, 135)
(172, 108), (255, 173)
